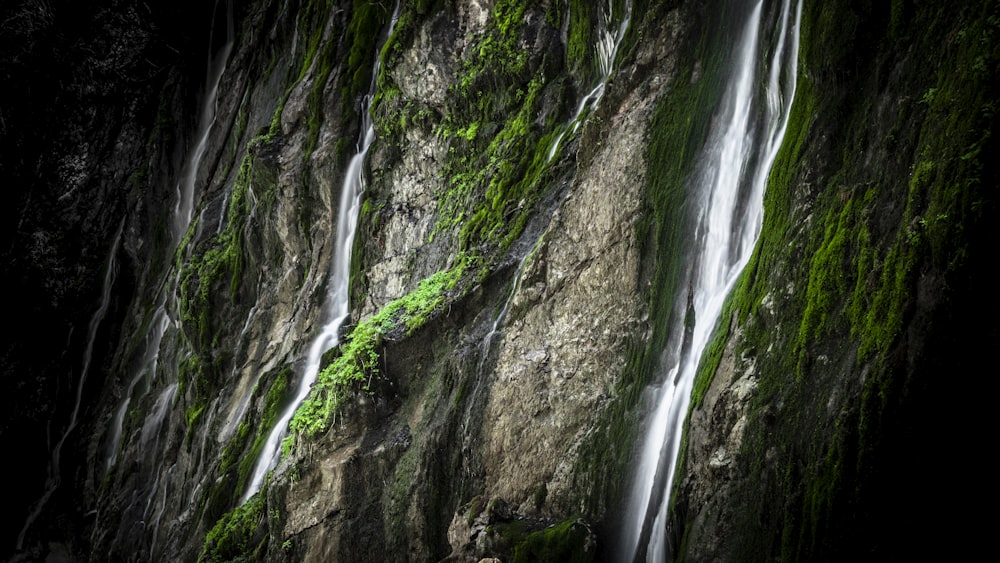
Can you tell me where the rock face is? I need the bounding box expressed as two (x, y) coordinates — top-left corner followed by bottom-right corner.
(2, 0), (995, 561)
(669, 0), (998, 560)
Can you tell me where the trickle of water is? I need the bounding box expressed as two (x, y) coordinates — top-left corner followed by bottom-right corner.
(16, 221), (124, 549)
(172, 4), (235, 245)
(103, 1), (235, 476)
(219, 273), (264, 444)
(459, 247), (535, 469)
(619, 0), (801, 560)
(241, 1), (402, 503)
(548, 0), (632, 162)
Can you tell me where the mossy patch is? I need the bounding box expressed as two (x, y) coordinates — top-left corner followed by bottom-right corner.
(199, 491), (267, 563)
(290, 263), (465, 436)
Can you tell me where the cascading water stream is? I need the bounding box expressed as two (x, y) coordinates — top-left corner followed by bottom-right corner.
(171, 3), (235, 246)
(458, 246), (534, 471)
(105, 2), (235, 472)
(241, 1), (401, 503)
(103, 2), (234, 474)
(16, 220), (124, 549)
(619, 0), (801, 560)
(548, 0), (632, 162)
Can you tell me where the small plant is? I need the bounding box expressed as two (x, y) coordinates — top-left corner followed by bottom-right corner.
(919, 87), (937, 105)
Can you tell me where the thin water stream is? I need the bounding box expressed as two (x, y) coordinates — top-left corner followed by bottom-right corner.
(103, 2), (234, 474)
(241, 0), (402, 503)
(548, 0), (632, 162)
(620, 0), (801, 560)
(16, 221), (124, 549)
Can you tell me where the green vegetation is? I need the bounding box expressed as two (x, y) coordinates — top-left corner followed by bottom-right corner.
(177, 136), (278, 409)
(340, 0), (391, 114)
(566, 1), (597, 82)
(690, 299), (732, 409)
(302, 0), (390, 160)
(199, 492), (267, 563)
(194, 364), (291, 556)
(236, 368), (291, 489)
(289, 263), (465, 436)
(671, 0), (999, 558)
(482, 517), (595, 563)
(511, 519), (595, 563)
(428, 0), (567, 256)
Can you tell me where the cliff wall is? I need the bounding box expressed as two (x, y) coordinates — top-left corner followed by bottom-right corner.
(2, 0), (995, 561)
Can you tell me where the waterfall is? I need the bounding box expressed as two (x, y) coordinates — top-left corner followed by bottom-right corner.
(171, 2), (235, 246)
(548, 0), (632, 162)
(619, 0), (801, 560)
(104, 0), (234, 474)
(241, 1), (401, 503)
(16, 220), (124, 549)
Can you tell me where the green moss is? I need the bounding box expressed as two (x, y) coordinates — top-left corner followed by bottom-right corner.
(290, 264), (465, 436)
(690, 301), (733, 409)
(199, 492), (267, 563)
(670, 0), (999, 559)
(427, 0), (568, 260)
(482, 517), (594, 563)
(294, 0), (334, 85)
(301, 0), (390, 160)
(511, 519), (595, 563)
(235, 367), (292, 490)
(195, 365), (292, 535)
(387, 444), (419, 517)
(566, 1), (597, 82)
(796, 192), (860, 360)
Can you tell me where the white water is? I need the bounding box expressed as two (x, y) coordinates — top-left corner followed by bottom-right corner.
(485, 250), (532, 347)
(619, 0), (801, 560)
(172, 6), (235, 245)
(241, 1), (401, 503)
(138, 381), (179, 548)
(16, 221), (124, 549)
(104, 300), (169, 471)
(459, 247), (534, 463)
(218, 273), (264, 444)
(548, 0), (632, 162)
(104, 2), (234, 474)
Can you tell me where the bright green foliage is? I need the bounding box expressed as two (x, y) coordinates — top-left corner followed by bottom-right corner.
(439, 76), (559, 249)
(199, 493), (266, 563)
(430, 0), (565, 256)
(797, 194), (860, 350)
(289, 264), (465, 436)
(459, 0), (529, 90)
